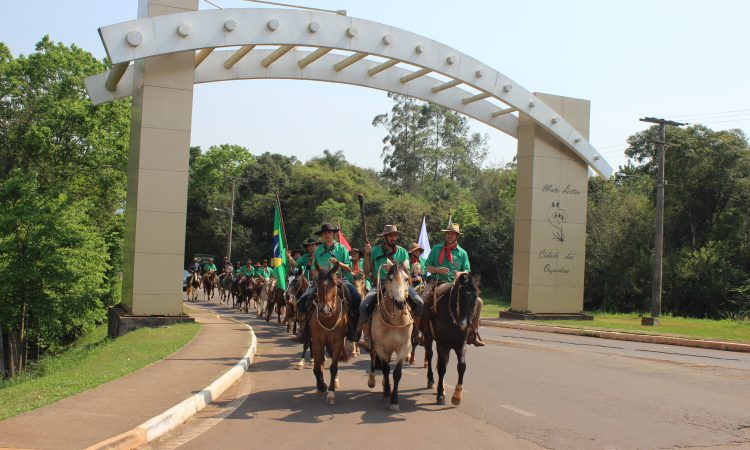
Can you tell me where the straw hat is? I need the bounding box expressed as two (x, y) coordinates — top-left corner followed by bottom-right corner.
(441, 223), (463, 236)
(407, 242), (424, 254)
(378, 224), (400, 236)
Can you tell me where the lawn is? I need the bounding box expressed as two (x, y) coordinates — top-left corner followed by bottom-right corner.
(0, 322), (200, 421)
(480, 288), (510, 318)
(535, 313), (750, 343)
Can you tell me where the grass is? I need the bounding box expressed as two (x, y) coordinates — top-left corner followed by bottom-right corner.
(533, 312), (750, 343)
(0, 322), (200, 421)
(480, 288), (510, 318)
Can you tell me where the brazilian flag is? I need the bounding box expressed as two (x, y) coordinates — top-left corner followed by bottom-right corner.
(271, 200), (287, 290)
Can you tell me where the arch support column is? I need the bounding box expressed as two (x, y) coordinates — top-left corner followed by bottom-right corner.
(121, 0), (198, 316)
(509, 93), (590, 316)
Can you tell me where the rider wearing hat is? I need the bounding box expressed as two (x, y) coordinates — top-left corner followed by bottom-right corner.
(425, 223), (484, 346)
(359, 224), (425, 346)
(407, 242), (427, 287)
(239, 259), (254, 278)
(188, 257), (202, 275)
(258, 260), (273, 279)
(286, 238), (320, 280)
(295, 223), (363, 343)
(203, 257), (217, 274)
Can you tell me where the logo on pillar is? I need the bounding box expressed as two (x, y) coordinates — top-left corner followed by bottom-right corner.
(547, 202), (568, 242)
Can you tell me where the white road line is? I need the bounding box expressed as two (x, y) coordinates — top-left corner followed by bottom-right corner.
(499, 404), (536, 417)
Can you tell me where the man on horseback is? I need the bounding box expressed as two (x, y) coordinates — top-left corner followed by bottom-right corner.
(286, 238), (320, 280)
(258, 260), (273, 279)
(294, 223), (362, 343)
(424, 223), (484, 347)
(203, 258), (217, 274)
(359, 225), (424, 347)
(188, 257), (202, 275)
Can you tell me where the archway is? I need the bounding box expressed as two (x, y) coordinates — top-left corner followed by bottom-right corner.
(85, 1), (612, 320)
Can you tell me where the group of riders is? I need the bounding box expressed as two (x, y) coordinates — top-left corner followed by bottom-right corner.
(187, 220), (485, 348)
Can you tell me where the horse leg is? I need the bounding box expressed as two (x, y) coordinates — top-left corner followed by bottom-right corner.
(436, 342), (448, 405)
(452, 345), (467, 406)
(312, 342), (327, 393)
(389, 360), (403, 412)
(368, 352), (377, 388)
(425, 334), (435, 389)
(327, 346), (339, 405)
(381, 356), (392, 401)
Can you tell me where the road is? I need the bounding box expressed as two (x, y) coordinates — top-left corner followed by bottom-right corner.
(147, 302), (750, 450)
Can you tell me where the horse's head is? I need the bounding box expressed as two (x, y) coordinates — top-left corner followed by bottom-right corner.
(384, 264), (410, 310)
(352, 272), (367, 296)
(315, 268), (339, 316)
(455, 273), (479, 331)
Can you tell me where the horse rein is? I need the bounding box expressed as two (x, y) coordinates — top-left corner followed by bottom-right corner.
(314, 275), (345, 332)
(375, 264), (413, 328)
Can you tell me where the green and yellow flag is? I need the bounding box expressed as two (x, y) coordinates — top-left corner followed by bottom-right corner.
(271, 198), (288, 290)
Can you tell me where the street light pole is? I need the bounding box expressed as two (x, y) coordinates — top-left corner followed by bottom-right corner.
(227, 177), (238, 262)
(639, 117), (687, 325)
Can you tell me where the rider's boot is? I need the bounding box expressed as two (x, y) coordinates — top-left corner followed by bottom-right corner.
(358, 320), (371, 350)
(467, 297), (485, 347)
(412, 315), (424, 346)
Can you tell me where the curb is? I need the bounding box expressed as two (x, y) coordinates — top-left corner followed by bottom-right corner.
(85, 317), (257, 450)
(481, 319), (750, 353)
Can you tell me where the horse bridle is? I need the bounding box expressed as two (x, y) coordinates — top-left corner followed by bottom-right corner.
(376, 264), (413, 328)
(314, 275), (344, 332)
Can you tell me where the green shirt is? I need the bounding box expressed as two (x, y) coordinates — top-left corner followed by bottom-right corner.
(425, 242), (470, 283)
(369, 244), (409, 281)
(295, 253), (315, 279)
(203, 263), (216, 272)
(314, 242), (351, 273)
(239, 265), (254, 277)
(256, 267), (272, 279)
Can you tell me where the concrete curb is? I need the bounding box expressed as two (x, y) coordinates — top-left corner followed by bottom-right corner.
(85, 317), (257, 450)
(482, 319), (750, 353)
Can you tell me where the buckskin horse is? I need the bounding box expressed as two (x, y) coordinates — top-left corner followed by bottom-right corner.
(424, 273), (479, 406)
(202, 272), (217, 302)
(368, 264), (413, 412)
(309, 266), (349, 405)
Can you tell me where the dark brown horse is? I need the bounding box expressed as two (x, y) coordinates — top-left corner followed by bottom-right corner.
(234, 276), (254, 312)
(202, 272), (217, 302)
(285, 267), (311, 370)
(310, 266), (348, 405)
(265, 278), (286, 323)
(187, 272), (201, 302)
(424, 274), (479, 406)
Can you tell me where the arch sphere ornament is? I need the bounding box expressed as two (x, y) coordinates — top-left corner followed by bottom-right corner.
(87, 3), (610, 319)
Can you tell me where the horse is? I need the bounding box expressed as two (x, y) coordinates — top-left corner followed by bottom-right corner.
(218, 272), (233, 304)
(368, 264), (413, 412)
(265, 278), (286, 323)
(350, 272), (369, 357)
(202, 272), (217, 302)
(284, 267), (308, 335)
(424, 273), (479, 406)
(186, 272), (201, 302)
(255, 277), (268, 318)
(309, 265), (349, 405)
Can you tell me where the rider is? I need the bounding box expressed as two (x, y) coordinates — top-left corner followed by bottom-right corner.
(407, 242), (427, 289)
(239, 259), (254, 279)
(223, 257), (234, 278)
(345, 248), (371, 290)
(203, 257), (217, 274)
(286, 238), (320, 280)
(359, 225), (424, 347)
(424, 223), (484, 347)
(188, 257), (202, 275)
(295, 223), (362, 343)
(258, 260), (273, 279)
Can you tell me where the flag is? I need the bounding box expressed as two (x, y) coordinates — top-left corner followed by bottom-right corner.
(338, 227), (352, 251)
(272, 199), (288, 290)
(418, 215), (431, 261)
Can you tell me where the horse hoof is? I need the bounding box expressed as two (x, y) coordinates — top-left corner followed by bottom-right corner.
(295, 361), (304, 370)
(451, 396), (462, 406)
(367, 374), (376, 389)
(437, 397), (446, 406)
(452, 384), (463, 405)
(423, 361), (428, 368)
(334, 378), (340, 389)
(427, 381), (434, 389)
(408, 356), (416, 365)
(326, 391), (336, 405)
(388, 404), (400, 412)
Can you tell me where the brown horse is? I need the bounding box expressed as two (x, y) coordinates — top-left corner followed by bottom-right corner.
(284, 267), (308, 335)
(310, 266), (349, 405)
(424, 274), (479, 406)
(234, 276), (254, 312)
(254, 277), (267, 318)
(368, 264), (413, 412)
(186, 272), (201, 302)
(350, 272), (369, 357)
(202, 272), (217, 302)
(265, 278), (286, 323)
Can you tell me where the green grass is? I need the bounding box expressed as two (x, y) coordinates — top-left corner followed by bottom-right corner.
(480, 288), (510, 318)
(0, 322), (200, 421)
(537, 312), (750, 343)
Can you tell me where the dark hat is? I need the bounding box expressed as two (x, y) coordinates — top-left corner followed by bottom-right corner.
(349, 247), (361, 255)
(441, 223), (463, 236)
(378, 224), (400, 236)
(262, 259), (269, 264)
(407, 242), (424, 254)
(315, 223), (339, 235)
(302, 237), (322, 248)
(254, 262), (261, 267)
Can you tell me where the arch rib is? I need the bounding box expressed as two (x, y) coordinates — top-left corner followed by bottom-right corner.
(90, 8), (612, 176)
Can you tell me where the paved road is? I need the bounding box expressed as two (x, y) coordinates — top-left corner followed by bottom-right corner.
(148, 302), (750, 450)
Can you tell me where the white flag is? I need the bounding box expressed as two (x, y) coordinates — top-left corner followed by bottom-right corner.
(418, 216), (431, 261)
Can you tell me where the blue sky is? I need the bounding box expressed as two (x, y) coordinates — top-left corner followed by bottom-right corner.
(3, 0), (749, 173)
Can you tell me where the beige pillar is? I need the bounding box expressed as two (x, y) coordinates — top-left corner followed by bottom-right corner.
(121, 0), (198, 315)
(510, 93), (590, 314)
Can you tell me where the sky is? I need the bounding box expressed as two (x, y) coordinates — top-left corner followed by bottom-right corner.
(2, 0), (749, 174)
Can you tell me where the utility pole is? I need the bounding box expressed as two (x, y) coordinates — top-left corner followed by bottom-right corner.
(639, 117), (687, 325)
(227, 176), (238, 262)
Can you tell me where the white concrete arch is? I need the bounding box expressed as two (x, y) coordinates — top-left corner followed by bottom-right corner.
(86, 8), (612, 177)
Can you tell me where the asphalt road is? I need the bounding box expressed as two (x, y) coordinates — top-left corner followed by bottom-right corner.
(147, 302), (750, 450)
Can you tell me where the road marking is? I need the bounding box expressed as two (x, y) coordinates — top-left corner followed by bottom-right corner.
(499, 404), (536, 417)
